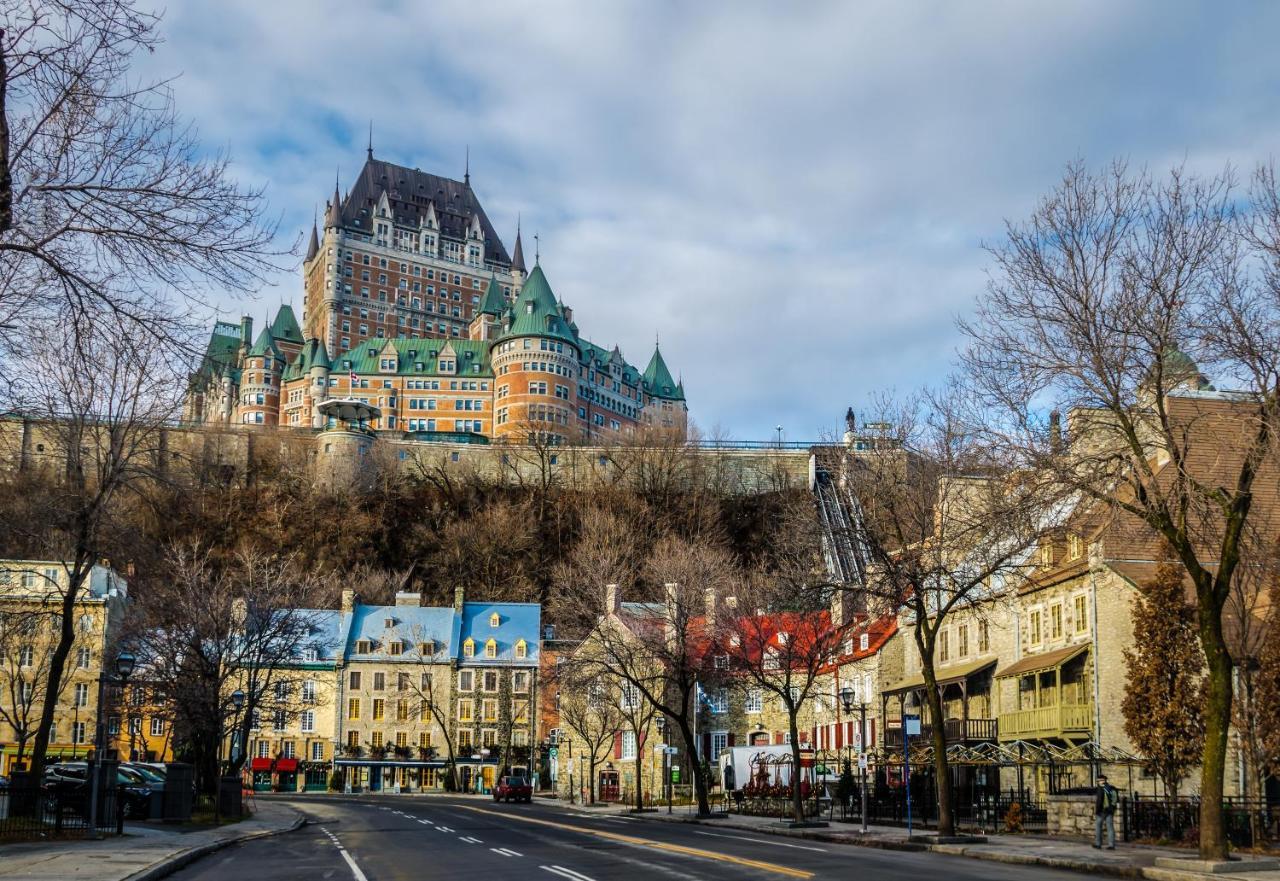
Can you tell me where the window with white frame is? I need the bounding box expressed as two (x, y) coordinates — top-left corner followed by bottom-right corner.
(710, 688), (729, 715)
(300, 710), (315, 733)
(302, 680), (316, 704)
(622, 730), (637, 760)
(311, 741), (324, 761)
(745, 689), (763, 713)
(150, 717), (164, 736)
(711, 731), (729, 758)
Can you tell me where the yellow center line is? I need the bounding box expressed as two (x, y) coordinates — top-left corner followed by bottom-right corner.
(453, 804), (815, 879)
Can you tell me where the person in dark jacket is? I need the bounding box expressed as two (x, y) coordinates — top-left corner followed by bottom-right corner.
(1093, 774), (1118, 849)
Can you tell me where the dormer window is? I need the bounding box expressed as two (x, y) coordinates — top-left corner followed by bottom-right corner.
(420, 640), (435, 655)
(384, 617), (395, 628)
(860, 633), (869, 652)
(526, 303), (534, 314)
(356, 640), (372, 654)
(484, 639), (498, 659)
(388, 640), (403, 656)
(489, 613), (501, 628)
(515, 639), (527, 660)
(462, 638), (475, 658)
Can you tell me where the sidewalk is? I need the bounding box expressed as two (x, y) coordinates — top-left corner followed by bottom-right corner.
(552, 798), (1280, 881)
(0, 801), (305, 881)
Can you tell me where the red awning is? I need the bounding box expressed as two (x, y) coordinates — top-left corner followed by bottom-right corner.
(250, 758), (273, 771)
(275, 758), (298, 772)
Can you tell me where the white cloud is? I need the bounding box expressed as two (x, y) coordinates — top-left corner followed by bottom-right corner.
(137, 0), (1280, 439)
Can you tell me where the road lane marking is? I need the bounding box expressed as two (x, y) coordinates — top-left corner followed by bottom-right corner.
(436, 825), (453, 832)
(454, 805), (813, 878)
(320, 826), (369, 881)
(459, 835), (482, 843)
(418, 819), (432, 825)
(692, 829), (829, 853)
(491, 847), (523, 857)
(541, 867), (597, 881)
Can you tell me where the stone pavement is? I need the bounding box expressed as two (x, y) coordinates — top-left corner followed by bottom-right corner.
(551, 797), (1280, 880)
(0, 800), (304, 881)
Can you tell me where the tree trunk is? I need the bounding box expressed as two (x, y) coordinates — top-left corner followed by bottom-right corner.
(788, 709), (805, 824)
(30, 560), (89, 776)
(634, 722), (645, 812)
(675, 713), (710, 815)
(1198, 603), (1233, 861)
(919, 639), (954, 836)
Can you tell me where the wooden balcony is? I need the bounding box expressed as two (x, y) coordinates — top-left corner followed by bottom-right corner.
(997, 703), (1093, 741)
(884, 717), (998, 749)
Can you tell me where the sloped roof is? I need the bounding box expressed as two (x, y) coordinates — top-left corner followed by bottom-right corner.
(271, 305), (304, 345)
(478, 274), (507, 316)
(995, 643), (1088, 680)
(886, 657), (997, 693)
(343, 604), (456, 663)
(283, 338), (332, 382)
(248, 326), (283, 360)
(306, 224), (319, 262)
(194, 322), (242, 382)
(336, 156), (510, 265)
(285, 610), (346, 665)
(643, 345), (684, 401)
(497, 265), (578, 348)
(332, 337), (493, 378)
(458, 601), (541, 666)
(578, 339), (642, 387)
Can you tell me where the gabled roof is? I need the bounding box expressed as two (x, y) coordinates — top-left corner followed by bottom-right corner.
(578, 339), (641, 387)
(497, 265), (578, 348)
(336, 156), (510, 265)
(457, 601), (541, 666)
(270, 305), (304, 345)
(643, 344), (684, 401)
(332, 337), (492, 378)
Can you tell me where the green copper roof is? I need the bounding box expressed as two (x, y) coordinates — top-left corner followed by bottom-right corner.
(578, 339), (641, 387)
(283, 338), (331, 382)
(270, 305), (304, 344)
(643, 345), (683, 401)
(248, 326), (283, 360)
(497, 266), (578, 348)
(478, 274), (507, 316)
(332, 338), (493, 378)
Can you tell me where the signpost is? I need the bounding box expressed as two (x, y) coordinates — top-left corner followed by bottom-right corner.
(903, 713), (920, 837)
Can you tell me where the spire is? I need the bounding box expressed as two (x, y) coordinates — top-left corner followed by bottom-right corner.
(643, 341), (683, 401)
(533, 231), (540, 266)
(478, 272), (507, 316)
(325, 175), (342, 229)
(367, 121), (373, 161)
(464, 145), (470, 187)
(306, 215), (319, 262)
(511, 216), (526, 273)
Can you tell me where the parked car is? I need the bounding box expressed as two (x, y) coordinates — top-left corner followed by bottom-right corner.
(0, 774), (8, 791)
(122, 763), (165, 791)
(42, 762), (153, 818)
(493, 775), (532, 803)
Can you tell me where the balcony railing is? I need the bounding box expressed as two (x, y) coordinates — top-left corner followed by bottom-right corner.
(997, 703), (1093, 741)
(884, 717), (998, 749)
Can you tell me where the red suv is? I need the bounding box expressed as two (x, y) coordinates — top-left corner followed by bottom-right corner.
(493, 775), (532, 803)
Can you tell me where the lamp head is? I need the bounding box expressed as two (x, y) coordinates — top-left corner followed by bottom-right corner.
(840, 686), (854, 712)
(115, 651), (136, 681)
(231, 689), (245, 710)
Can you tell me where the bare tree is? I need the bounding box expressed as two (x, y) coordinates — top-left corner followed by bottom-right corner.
(9, 314), (180, 777)
(721, 572), (849, 824)
(842, 390), (1049, 837)
(577, 537), (735, 816)
(131, 543), (322, 795)
(556, 664), (624, 805)
(402, 624), (459, 791)
(0, 603), (71, 769)
(962, 160), (1280, 859)
(615, 676), (657, 811)
(0, 1), (286, 358)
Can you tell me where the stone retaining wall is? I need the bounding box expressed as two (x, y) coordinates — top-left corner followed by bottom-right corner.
(1046, 793), (1096, 837)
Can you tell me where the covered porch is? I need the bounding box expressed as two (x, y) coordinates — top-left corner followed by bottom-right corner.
(881, 657), (999, 749)
(996, 643), (1093, 742)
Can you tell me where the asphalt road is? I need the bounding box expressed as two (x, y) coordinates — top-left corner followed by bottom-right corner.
(167, 795), (1091, 881)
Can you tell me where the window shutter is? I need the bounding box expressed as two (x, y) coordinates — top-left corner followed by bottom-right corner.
(614, 732), (623, 760)
(774, 731), (784, 745)
(727, 733), (736, 747)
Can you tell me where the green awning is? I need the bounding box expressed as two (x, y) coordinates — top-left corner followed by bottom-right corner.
(884, 657), (997, 694)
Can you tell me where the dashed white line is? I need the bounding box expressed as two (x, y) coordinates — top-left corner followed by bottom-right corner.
(491, 847), (523, 857)
(540, 866), (597, 881)
(436, 825), (453, 832)
(320, 826), (370, 881)
(459, 835), (482, 844)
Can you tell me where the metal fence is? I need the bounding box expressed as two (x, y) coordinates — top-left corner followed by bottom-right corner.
(1122, 796), (1280, 848)
(826, 781), (1047, 833)
(0, 777), (125, 840)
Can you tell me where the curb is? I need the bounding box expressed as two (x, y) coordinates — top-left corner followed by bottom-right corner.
(632, 813), (1159, 877)
(120, 811), (307, 881)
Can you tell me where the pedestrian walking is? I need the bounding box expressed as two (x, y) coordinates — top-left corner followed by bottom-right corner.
(1093, 774), (1118, 849)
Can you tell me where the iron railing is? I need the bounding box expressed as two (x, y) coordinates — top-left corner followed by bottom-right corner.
(0, 778), (126, 840)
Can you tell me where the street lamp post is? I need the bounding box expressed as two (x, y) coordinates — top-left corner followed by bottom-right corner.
(216, 689), (245, 824)
(656, 715), (671, 814)
(775, 425), (783, 446)
(88, 651), (135, 837)
(840, 686), (869, 834)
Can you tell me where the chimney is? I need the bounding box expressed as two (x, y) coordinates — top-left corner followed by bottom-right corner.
(664, 582), (679, 618)
(704, 587), (717, 621)
(231, 597), (247, 627)
(1049, 410), (1063, 454)
(395, 591), (421, 607)
(453, 584), (466, 613)
(341, 589), (358, 613)
(605, 583), (621, 615)
(240, 315), (254, 347)
(831, 589), (845, 629)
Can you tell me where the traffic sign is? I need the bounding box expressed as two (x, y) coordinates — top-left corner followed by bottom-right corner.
(549, 747), (558, 759)
(858, 754), (869, 771)
(904, 713), (921, 736)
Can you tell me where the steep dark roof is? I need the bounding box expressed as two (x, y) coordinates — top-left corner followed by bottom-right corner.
(511, 227), (526, 273)
(283, 338), (332, 382)
(497, 266), (578, 348)
(270, 305), (304, 345)
(306, 224), (319, 261)
(478, 274), (507, 316)
(338, 157), (510, 265)
(643, 344), (684, 401)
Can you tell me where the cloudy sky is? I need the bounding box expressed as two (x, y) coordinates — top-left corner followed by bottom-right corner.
(143, 1), (1280, 441)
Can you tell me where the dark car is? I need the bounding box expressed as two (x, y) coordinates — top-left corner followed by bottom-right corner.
(42, 762), (153, 818)
(493, 775), (532, 803)
(0, 774), (8, 791)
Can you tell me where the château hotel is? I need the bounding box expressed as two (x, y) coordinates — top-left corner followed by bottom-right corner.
(185, 151), (688, 444)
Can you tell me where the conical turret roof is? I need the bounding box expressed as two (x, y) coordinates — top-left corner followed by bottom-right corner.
(643, 343), (683, 400)
(497, 265), (578, 348)
(511, 226), (526, 273)
(306, 223), (319, 261)
(478, 274), (507, 316)
(324, 182), (342, 228)
(248, 326), (283, 361)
